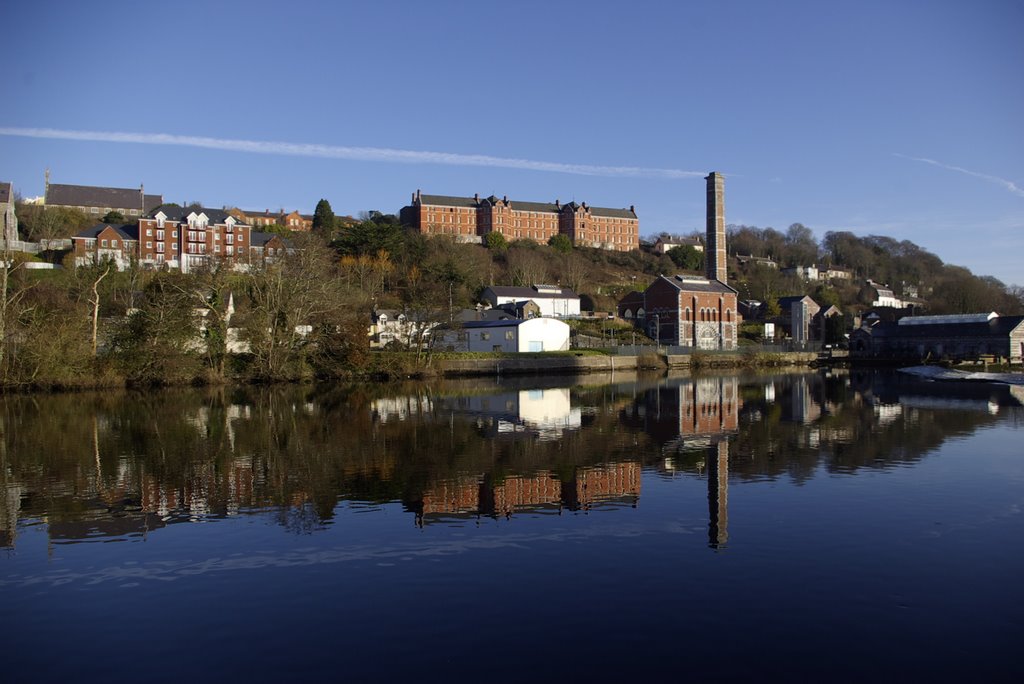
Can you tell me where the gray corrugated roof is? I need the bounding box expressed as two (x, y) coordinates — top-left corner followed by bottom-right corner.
(0, 182), (11, 204)
(72, 223), (139, 241)
(870, 315), (1024, 339)
(46, 183), (163, 212)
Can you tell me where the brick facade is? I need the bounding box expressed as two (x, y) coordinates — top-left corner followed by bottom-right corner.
(401, 190), (639, 251)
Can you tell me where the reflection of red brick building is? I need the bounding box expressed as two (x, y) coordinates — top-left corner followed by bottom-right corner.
(483, 473), (562, 515)
(419, 477), (481, 515)
(401, 191), (639, 251)
(563, 462), (641, 510)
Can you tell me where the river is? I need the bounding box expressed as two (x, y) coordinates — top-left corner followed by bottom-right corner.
(1, 369), (1022, 681)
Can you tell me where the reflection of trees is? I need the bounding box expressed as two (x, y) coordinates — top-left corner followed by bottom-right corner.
(1, 371), (1018, 547)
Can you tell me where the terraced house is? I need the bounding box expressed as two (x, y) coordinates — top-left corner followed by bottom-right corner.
(401, 190), (639, 251)
(73, 206), (260, 272)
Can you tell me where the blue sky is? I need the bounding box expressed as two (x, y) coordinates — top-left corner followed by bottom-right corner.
(2, 0), (1021, 285)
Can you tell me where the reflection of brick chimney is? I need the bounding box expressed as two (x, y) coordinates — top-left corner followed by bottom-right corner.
(705, 172), (726, 283)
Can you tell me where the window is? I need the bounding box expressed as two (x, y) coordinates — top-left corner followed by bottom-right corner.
(146, 228), (153, 236)
(505, 330), (514, 340)
(156, 230), (165, 240)
(91, 207), (99, 214)
(156, 242), (164, 252)
(111, 239), (118, 248)
(481, 332), (491, 341)
(146, 241), (152, 249)
(226, 246), (234, 255)
(130, 209), (139, 216)
(171, 243), (177, 250)
(226, 234), (234, 245)
(101, 239), (108, 247)
(237, 234), (243, 243)
(157, 253), (165, 263)
(215, 245), (221, 253)
(172, 231), (178, 238)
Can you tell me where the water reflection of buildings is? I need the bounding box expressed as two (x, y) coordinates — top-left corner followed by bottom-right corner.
(414, 461), (641, 526)
(622, 376), (741, 549)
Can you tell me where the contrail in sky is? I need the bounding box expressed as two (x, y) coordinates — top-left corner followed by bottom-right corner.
(894, 153), (1024, 198)
(0, 126), (706, 180)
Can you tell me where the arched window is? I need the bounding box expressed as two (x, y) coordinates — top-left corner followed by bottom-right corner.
(624, 309), (634, 319)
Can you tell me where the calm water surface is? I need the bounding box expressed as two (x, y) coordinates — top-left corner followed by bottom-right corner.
(2, 370), (1022, 682)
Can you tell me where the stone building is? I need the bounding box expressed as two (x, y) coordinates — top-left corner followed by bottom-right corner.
(1, 181), (18, 244)
(232, 208), (313, 231)
(618, 172), (739, 349)
(850, 312), (1024, 363)
(44, 172), (162, 219)
(400, 190), (639, 251)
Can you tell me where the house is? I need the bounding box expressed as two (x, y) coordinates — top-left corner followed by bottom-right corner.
(822, 267), (852, 281)
(137, 206), (251, 272)
(618, 173), (740, 350)
(233, 208), (314, 231)
(71, 223), (139, 270)
(850, 312), (1024, 363)
(441, 318), (571, 353)
(480, 284), (580, 318)
(653, 236), (703, 254)
(735, 254), (778, 269)
(44, 172), (162, 219)
(248, 231), (294, 265)
(1, 181), (17, 244)
(777, 295), (821, 344)
(370, 309), (440, 349)
(401, 190), (639, 251)
(861, 279), (904, 308)
(781, 264), (819, 281)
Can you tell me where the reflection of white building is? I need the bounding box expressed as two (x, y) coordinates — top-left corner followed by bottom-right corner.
(508, 388), (581, 439)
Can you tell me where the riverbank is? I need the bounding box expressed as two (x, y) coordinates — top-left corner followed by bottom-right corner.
(430, 350), (818, 378)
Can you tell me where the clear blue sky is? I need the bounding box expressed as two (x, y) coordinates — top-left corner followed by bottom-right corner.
(2, 0), (1021, 285)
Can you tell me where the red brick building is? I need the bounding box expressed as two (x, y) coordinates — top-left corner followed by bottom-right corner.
(618, 172), (739, 349)
(71, 223), (139, 269)
(233, 208), (314, 231)
(401, 190), (639, 251)
(138, 206), (252, 272)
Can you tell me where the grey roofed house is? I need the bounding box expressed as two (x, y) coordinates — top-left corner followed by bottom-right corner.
(419, 194), (481, 208)
(249, 231), (293, 248)
(454, 307), (516, 323)
(852, 313), (1024, 362)
(46, 183), (163, 214)
(73, 223), (140, 241)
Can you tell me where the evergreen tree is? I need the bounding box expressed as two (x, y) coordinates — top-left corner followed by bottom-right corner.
(312, 199), (335, 238)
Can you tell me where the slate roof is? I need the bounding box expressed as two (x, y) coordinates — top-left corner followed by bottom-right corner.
(656, 275), (736, 295)
(419, 194), (479, 208)
(483, 285), (579, 300)
(0, 182), (12, 204)
(46, 183), (163, 213)
(72, 223), (140, 241)
(148, 205), (244, 225)
(454, 308), (516, 322)
(249, 231), (292, 248)
(417, 193), (637, 218)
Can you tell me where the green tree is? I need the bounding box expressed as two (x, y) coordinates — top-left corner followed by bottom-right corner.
(102, 210), (125, 224)
(667, 245), (704, 271)
(312, 199), (335, 239)
(548, 233), (572, 253)
(484, 231), (508, 253)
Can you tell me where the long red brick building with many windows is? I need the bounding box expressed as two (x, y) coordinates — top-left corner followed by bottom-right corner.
(400, 190), (639, 251)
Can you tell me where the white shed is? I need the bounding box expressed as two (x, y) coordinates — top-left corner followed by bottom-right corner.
(461, 318), (571, 352)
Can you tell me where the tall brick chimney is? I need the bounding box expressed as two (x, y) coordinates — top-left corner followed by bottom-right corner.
(705, 172), (726, 283)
